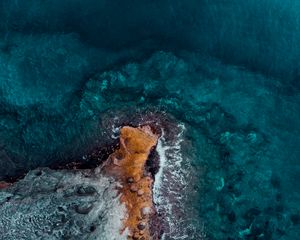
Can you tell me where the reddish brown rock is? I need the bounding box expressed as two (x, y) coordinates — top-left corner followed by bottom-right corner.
(137, 189), (144, 196)
(130, 185), (138, 192)
(103, 125), (159, 239)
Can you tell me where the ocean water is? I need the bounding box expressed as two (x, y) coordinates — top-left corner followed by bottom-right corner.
(0, 1), (300, 239)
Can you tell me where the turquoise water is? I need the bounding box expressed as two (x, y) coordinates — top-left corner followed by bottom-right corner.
(0, 1), (300, 239)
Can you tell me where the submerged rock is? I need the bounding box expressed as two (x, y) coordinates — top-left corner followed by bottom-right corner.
(77, 186), (97, 196)
(75, 203), (94, 214)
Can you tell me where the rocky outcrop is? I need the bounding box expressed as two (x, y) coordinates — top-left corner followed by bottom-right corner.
(0, 125), (161, 240)
(0, 167), (127, 240)
(103, 125), (159, 240)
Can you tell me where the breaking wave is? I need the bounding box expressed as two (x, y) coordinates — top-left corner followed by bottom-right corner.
(154, 123), (202, 239)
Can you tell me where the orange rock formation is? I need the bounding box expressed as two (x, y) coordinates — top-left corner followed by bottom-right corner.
(103, 125), (159, 240)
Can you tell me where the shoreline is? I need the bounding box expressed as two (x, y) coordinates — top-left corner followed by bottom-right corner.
(102, 125), (161, 240)
(0, 123), (167, 240)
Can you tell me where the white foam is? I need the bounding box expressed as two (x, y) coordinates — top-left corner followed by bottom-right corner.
(111, 117), (121, 139)
(154, 123), (185, 203)
(154, 122), (207, 239)
(154, 123), (195, 239)
(153, 130), (168, 202)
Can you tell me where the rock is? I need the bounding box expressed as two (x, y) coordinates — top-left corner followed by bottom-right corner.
(137, 189), (144, 196)
(127, 177), (134, 184)
(127, 232), (133, 238)
(90, 225), (96, 232)
(137, 222), (146, 230)
(141, 207), (152, 217)
(130, 185), (138, 192)
(75, 203), (93, 214)
(102, 126), (159, 238)
(77, 186), (96, 196)
(133, 233), (140, 240)
(0, 167), (124, 240)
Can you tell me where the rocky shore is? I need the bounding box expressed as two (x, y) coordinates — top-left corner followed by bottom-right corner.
(0, 124), (163, 240)
(103, 125), (160, 240)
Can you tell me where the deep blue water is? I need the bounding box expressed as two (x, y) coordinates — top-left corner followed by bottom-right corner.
(0, 1), (299, 239)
